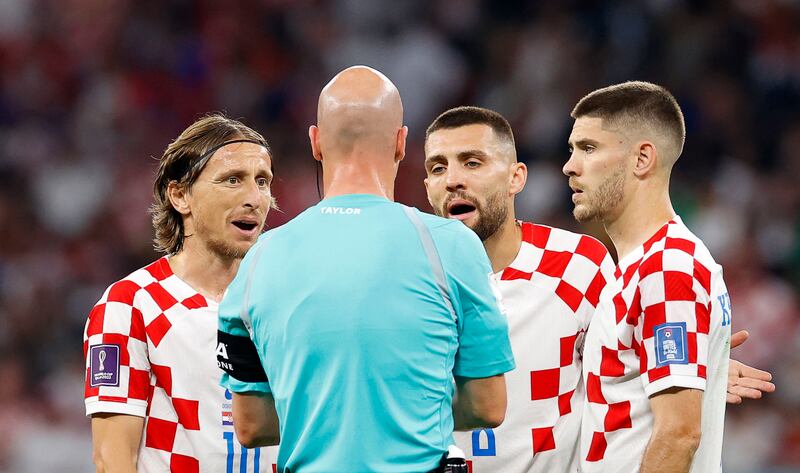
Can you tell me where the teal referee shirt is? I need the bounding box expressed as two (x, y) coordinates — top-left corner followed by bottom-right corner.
(219, 194), (515, 473)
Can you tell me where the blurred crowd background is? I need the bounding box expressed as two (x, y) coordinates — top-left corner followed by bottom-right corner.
(0, 0), (798, 471)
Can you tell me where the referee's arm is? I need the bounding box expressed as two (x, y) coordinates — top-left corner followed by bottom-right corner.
(453, 374), (508, 430)
(217, 327), (278, 447)
(217, 237), (279, 447)
(446, 226), (516, 432)
(232, 391), (280, 447)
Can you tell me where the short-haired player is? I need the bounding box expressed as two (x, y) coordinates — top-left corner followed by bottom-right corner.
(565, 81), (730, 472)
(425, 104), (774, 473)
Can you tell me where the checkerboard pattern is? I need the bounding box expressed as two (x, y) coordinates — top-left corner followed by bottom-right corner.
(580, 217), (731, 472)
(84, 257), (269, 472)
(455, 221), (616, 473)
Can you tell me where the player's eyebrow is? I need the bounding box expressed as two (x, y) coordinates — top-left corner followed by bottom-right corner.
(424, 154), (446, 168)
(568, 138), (600, 149)
(213, 166), (274, 181)
(456, 149), (490, 160)
(424, 149), (490, 168)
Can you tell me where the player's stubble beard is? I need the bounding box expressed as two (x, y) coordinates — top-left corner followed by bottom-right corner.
(193, 218), (251, 261)
(573, 162), (626, 223)
(437, 189), (508, 242)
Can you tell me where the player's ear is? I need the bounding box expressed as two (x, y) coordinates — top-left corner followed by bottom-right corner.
(395, 126), (408, 163)
(168, 181), (191, 216)
(634, 141), (657, 178)
(509, 162), (527, 196)
(309, 125), (322, 162)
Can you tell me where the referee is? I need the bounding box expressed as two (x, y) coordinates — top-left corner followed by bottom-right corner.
(216, 66), (515, 472)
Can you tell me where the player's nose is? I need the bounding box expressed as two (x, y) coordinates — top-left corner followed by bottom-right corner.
(242, 179), (264, 209)
(563, 152), (580, 177)
(444, 167), (466, 191)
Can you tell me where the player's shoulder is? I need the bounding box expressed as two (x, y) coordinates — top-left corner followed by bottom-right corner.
(96, 257), (172, 306)
(665, 217), (720, 266)
(636, 217), (721, 280)
(645, 217), (719, 263)
(519, 220), (610, 265)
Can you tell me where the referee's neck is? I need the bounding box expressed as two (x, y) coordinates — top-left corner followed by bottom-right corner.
(320, 159), (396, 201)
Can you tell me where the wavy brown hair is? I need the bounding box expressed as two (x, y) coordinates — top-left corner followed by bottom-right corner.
(150, 114), (272, 254)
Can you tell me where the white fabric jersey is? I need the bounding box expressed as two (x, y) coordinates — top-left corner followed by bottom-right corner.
(84, 257), (271, 473)
(454, 221), (615, 473)
(580, 217), (731, 472)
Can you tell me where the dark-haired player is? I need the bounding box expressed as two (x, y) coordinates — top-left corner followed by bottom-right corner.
(565, 81), (730, 472)
(424, 104), (774, 473)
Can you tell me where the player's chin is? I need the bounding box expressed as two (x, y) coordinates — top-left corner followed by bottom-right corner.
(229, 231), (259, 249)
(230, 241), (254, 258)
(572, 205), (593, 224)
(461, 213), (481, 230)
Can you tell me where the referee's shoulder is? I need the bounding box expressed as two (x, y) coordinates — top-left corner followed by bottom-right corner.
(408, 207), (482, 245)
(406, 207), (462, 231)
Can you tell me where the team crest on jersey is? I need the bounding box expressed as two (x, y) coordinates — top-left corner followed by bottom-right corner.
(654, 322), (688, 366)
(89, 344), (120, 387)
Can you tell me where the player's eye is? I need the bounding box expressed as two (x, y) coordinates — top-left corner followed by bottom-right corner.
(466, 160), (480, 168)
(227, 176), (240, 184)
(430, 165), (445, 174)
(585, 145), (595, 154)
(256, 177), (270, 187)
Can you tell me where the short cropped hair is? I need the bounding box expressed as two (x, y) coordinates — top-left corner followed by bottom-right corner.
(426, 106), (516, 151)
(571, 81), (686, 159)
(150, 114), (271, 254)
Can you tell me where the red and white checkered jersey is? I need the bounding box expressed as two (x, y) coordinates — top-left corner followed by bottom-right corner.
(83, 257), (271, 473)
(454, 221), (615, 473)
(580, 217), (731, 472)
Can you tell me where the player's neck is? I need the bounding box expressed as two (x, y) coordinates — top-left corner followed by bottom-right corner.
(322, 156), (396, 200)
(605, 188), (675, 261)
(483, 217), (523, 274)
(168, 241), (241, 303)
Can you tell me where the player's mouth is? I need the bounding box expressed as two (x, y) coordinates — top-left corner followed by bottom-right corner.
(446, 198), (478, 221)
(231, 217), (261, 237)
(569, 181), (584, 202)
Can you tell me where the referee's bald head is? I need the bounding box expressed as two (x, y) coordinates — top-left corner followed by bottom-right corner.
(313, 66), (404, 161)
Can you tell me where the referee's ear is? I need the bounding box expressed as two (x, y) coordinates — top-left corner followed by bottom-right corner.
(309, 125), (323, 162)
(395, 125), (408, 163)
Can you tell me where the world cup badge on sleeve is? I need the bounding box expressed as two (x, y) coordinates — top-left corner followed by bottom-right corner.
(90, 344), (121, 387)
(654, 322), (688, 367)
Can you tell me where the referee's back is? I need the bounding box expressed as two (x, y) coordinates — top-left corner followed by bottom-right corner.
(220, 193), (514, 472)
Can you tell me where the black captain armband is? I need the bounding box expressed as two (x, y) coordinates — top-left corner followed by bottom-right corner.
(217, 330), (268, 383)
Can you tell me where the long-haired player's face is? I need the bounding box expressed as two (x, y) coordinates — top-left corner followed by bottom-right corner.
(424, 124), (514, 241)
(564, 117), (629, 224)
(186, 142), (273, 259)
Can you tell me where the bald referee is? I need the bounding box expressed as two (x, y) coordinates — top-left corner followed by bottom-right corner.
(216, 66), (515, 473)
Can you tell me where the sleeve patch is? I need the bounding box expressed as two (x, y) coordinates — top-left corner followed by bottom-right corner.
(89, 344), (120, 387)
(654, 322), (688, 367)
